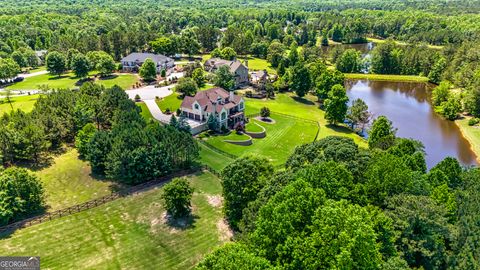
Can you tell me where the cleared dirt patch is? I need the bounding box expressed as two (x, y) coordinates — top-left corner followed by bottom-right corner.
(207, 195), (223, 208)
(217, 219), (233, 242)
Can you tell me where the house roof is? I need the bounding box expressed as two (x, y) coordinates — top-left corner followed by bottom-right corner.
(121, 53), (173, 64)
(205, 58), (247, 73)
(180, 87), (243, 114)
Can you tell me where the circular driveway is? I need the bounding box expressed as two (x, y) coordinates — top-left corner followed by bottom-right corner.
(125, 85), (173, 100)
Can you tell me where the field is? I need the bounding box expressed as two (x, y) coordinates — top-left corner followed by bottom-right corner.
(6, 72), (138, 91)
(456, 118), (480, 163)
(244, 93), (367, 147)
(198, 143), (234, 172)
(246, 57), (276, 74)
(0, 171), (226, 270)
(203, 113), (319, 166)
(0, 94), (40, 114)
(33, 149), (115, 211)
(345, 73), (429, 83)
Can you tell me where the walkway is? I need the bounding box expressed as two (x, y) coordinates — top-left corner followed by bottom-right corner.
(144, 99), (172, 124)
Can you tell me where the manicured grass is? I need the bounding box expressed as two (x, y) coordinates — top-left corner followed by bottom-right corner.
(246, 57), (276, 74)
(136, 102), (155, 122)
(199, 83), (215, 91)
(0, 94), (40, 114)
(244, 93), (367, 147)
(33, 149), (115, 211)
(24, 66), (46, 73)
(345, 73), (429, 83)
(222, 132), (251, 141)
(203, 112), (318, 166)
(0, 171), (226, 270)
(198, 143), (234, 172)
(456, 118), (480, 163)
(245, 121), (264, 133)
(6, 72), (137, 91)
(157, 92), (182, 112)
(96, 74), (138, 90)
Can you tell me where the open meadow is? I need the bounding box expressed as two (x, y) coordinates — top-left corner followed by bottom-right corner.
(0, 171), (226, 270)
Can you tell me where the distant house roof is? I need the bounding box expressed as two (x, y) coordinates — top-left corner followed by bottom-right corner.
(121, 52), (173, 64)
(180, 87), (242, 114)
(204, 58), (247, 73)
(35, 50), (47, 57)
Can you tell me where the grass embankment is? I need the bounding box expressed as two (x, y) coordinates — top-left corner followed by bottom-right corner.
(366, 37), (444, 50)
(456, 118), (480, 163)
(345, 73), (429, 83)
(245, 93), (367, 147)
(157, 92), (182, 112)
(198, 144), (234, 172)
(0, 94), (40, 114)
(204, 112), (318, 166)
(245, 122), (264, 133)
(33, 149), (114, 211)
(6, 72), (137, 90)
(0, 171), (226, 269)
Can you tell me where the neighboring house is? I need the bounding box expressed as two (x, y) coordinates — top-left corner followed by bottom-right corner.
(204, 58), (249, 88)
(250, 69), (268, 85)
(180, 87), (245, 130)
(121, 53), (174, 73)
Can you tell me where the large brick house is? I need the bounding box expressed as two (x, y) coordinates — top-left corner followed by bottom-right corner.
(121, 53), (174, 73)
(180, 87), (245, 129)
(204, 58), (249, 88)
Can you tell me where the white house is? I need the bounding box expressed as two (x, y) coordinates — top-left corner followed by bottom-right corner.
(121, 53), (174, 73)
(180, 87), (245, 129)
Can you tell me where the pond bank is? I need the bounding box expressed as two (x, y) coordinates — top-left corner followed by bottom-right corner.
(455, 118), (480, 164)
(345, 73), (429, 83)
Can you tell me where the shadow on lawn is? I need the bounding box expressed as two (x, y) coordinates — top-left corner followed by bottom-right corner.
(325, 124), (357, 135)
(291, 96), (315, 105)
(165, 213), (199, 231)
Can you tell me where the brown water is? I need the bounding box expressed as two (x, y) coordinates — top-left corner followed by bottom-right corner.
(346, 79), (478, 168)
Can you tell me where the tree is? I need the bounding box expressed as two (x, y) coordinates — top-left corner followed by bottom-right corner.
(324, 84), (349, 125)
(162, 177), (194, 218)
(214, 65), (235, 90)
(0, 167), (45, 225)
(0, 58), (20, 80)
(267, 40), (284, 68)
(96, 54), (116, 77)
(211, 48), (222, 58)
(315, 69), (345, 100)
(428, 57), (446, 84)
(46, 51), (67, 76)
(441, 95), (461, 120)
(336, 49), (362, 73)
(221, 156), (274, 230)
(386, 194), (452, 270)
(191, 68), (205, 87)
(11, 51), (27, 68)
(221, 47), (237, 60)
(289, 63), (311, 97)
(180, 28), (201, 56)
(321, 30), (329, 46)
(260, 107), (270, 119)
(368, 116), (397, 150)
(71, 53), (90, 78)
(139, 58), (157, 81)
(207, 114), (218, 131)
(431, 81), (451, 107)
(196, 243), (273, 270)
(175, 77), (198, 97)
(150, 36), (176, 56)
(75, 123), (97, 157)
(347, 98), (371, 132)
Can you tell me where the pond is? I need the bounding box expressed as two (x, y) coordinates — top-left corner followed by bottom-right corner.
(346, 79), (478, 168)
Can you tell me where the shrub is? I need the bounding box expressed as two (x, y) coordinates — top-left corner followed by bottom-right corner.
(134, 94), (141, 102)
(468, 118), (479, 126)
(260, 107), (270, 118)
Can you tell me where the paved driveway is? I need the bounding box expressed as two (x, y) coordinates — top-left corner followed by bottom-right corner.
(125, 85), (174, 100)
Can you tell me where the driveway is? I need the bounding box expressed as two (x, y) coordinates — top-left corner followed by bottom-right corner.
(21, 70), (48, 78)
(125, 85), (174, 100)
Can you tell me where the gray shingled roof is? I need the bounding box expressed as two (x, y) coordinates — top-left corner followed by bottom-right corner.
(121, 53), (173, 63)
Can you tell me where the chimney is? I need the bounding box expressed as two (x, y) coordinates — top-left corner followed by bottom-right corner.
(229, 90), (234, 101)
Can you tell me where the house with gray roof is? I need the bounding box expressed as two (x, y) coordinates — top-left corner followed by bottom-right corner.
(180, 87), (245, 130)
(121, 52), (174, 73)
(204, 58), (249, 88)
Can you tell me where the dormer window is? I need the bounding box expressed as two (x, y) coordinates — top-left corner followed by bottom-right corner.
(194, 104), (199, 110)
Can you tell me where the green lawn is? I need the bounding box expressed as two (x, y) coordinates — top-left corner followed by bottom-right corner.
(245, 93), (367, 147)
(0, 94), (40, 115)
(7, 72), (137, 91)
(366, 37), (444, 50)
(456, 118), (480, 163)
(246, 57), (276, 74)
(198, 143), (234, 172)
(96, 74), (138, 90)
(157, 92), (183, 112)
(0, 171), (226, 270)
(24, 66), (46, 73)
(203, 113), (318, 166)
(345, 73), (429, 83)
(33, 149), (115, 211)
(245, 121), (264, 133)
(137, 102), (155, 122)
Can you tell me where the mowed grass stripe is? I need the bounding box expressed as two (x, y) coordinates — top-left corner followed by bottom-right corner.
(0, 171), (225, 270)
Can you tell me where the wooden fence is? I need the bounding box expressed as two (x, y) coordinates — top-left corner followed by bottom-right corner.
(0, 167), (213, 234)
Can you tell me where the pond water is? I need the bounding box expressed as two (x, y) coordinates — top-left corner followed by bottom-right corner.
(321, 42), (375, 57)
(346, 79), (478, 168)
